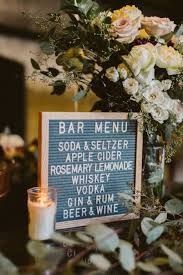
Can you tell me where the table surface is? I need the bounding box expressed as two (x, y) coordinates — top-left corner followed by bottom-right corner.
(0, 182), (182, 269)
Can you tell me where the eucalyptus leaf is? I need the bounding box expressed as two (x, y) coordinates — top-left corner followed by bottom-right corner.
(154, 212), (167, 224)
(118, 192), (135, 203)
(27, 241), (51, 259)
(165, 198), (183, 215)
(73, 90), (87, 101)
(76, 231), (93, 243)
(51, 232), (82, 247)
(0, 253), (18, 275)
(90, 254), (111, 271)
(146, 225), (165, 244)
(137, 262), (160, 273)
(141, 217), (154, 236)
(169, 258), (183, 274)
(147, 169), (163, 185)
(160, 244), (183, 264)
(119, 240), (135, 272)
(86, 224), (119, 252)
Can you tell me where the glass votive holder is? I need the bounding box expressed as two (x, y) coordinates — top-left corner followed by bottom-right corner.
(27, 187), (57, 241)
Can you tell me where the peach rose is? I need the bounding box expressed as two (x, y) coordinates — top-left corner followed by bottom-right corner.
(111, 17), (139, 43)
(141, 16), (176, 37)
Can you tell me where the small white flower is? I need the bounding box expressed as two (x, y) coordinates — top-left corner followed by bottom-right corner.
(172, 100), (183, 123)
(141, 101), (153, 113)
(172, 35), (183, 54)
(105, 67), (119, 82)
(150, 106), (169, 124)
(117, 64), (128, 79)
(162, 79), (172, 91)
(160, 93), (174, 110)
(123, 78), (139, 95)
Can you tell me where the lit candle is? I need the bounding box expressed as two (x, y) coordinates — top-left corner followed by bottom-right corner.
(27, 187), (57, 240)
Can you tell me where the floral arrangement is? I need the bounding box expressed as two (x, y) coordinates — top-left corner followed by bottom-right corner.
(31, 0), (183, 161)
(0, 130), (37, 187)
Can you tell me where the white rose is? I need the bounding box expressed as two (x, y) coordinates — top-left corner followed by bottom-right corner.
(141, 16), (176, 37)
(161, 79), (172, 91)
(142, 82), (165, 106)
(117, 64), (128, 79)
(123, 78), (139, 95)
(123, 43), (157, 85)
(150, 106), (169, 124)
(105, 67), (119, 82)
(172, 100), (183, 123)
(123, 78), (142, 102)
(156, 45), (183, 75)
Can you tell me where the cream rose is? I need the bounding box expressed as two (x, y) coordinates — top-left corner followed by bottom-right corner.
(141, 16), (176, 37)
(156, 45), (183, 75)
(111, 18), (139, 43)
(111, 5), (142, 23)
(111, 5), (142, 44)
(123, 43), (156, 84)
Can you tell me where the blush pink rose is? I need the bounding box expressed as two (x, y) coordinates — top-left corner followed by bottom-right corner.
(141, 16), (176, 37)
(111, 18), (139, 43)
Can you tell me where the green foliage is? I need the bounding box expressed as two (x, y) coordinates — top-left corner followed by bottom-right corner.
(119, 240), (135, 272)
(86, 223), (119, 252)
(164, 198), (183, 215)
(0, 253), (18, 275)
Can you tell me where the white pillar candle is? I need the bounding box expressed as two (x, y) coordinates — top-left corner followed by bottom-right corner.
(28, 197), (56, 240)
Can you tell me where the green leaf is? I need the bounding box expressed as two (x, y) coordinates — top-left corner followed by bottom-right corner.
(141, 217), (154, 236)
(86, 224), (119, 252)
(51, 232), (82, 247)
(27, 241), (51, 259)
(165, 198), (183, 215)
(89, 254), (111, 271)
(30, 58), (40, 70)
(72, 90), (87, 101)
(154, 212), (167, 224)
(119, 240), (135, 272)
(137, 262), (160, 273)
(40, 41), (55, 55)
(160, 244), (183, 264)
(0, 253), (18, 275)
(146, 225), (165, 244)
